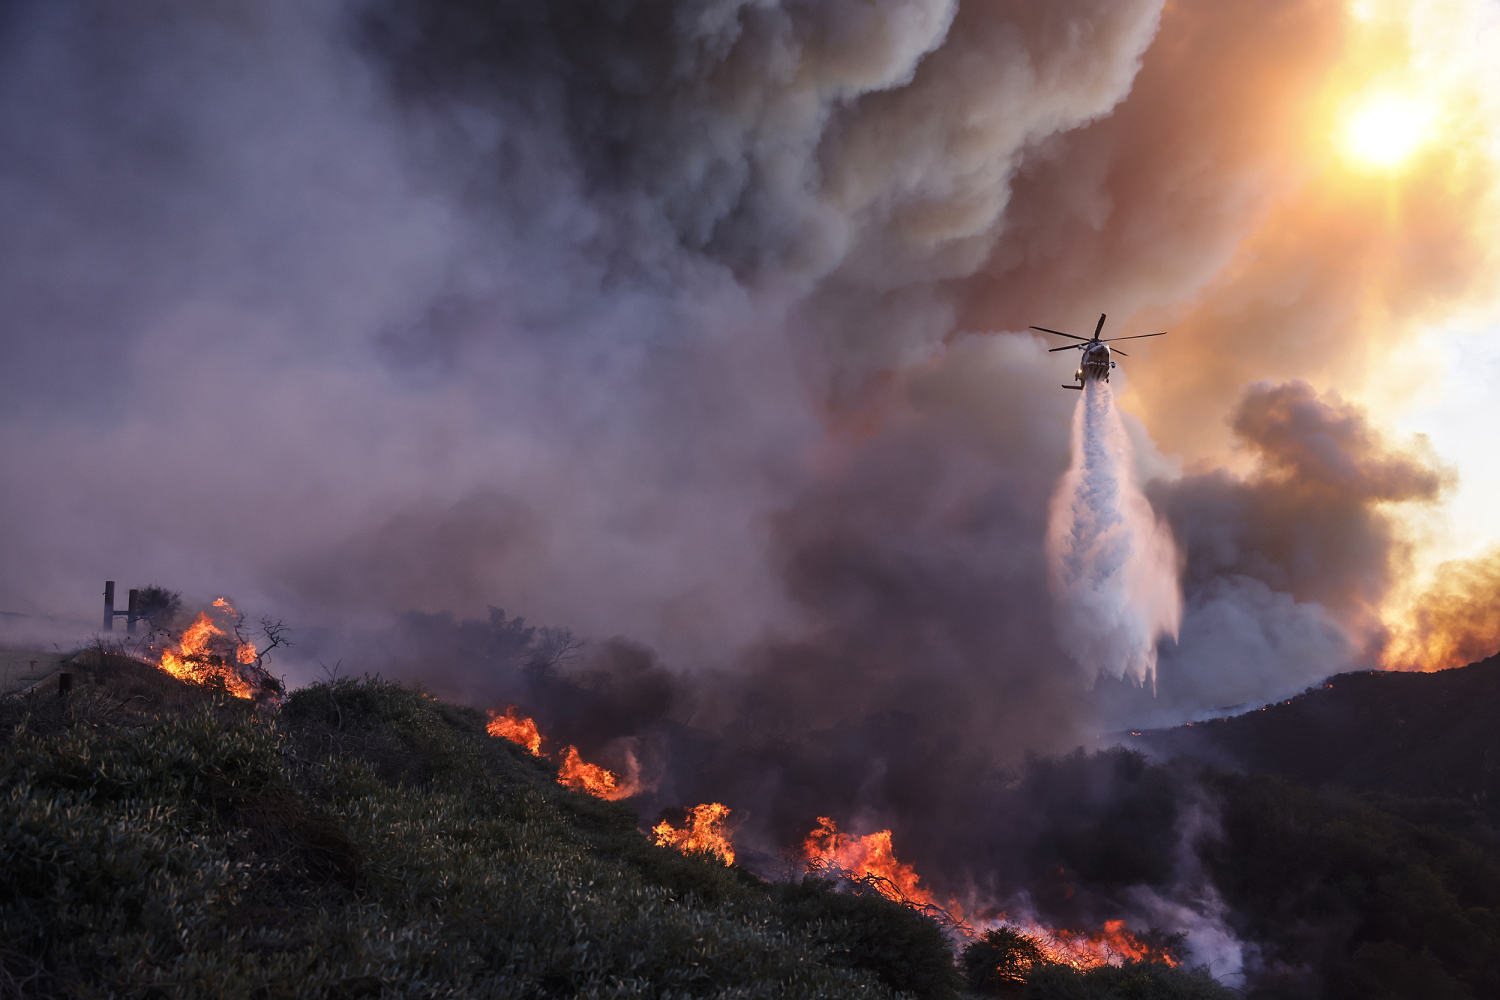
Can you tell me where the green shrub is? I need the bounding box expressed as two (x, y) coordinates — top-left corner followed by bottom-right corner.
(963, 927), (1049, 996)
(773, 877), (962, 1000)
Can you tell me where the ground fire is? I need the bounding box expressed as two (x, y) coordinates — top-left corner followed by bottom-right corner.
(802, 815), (939, 908)
(483, 719), (1177, 969)
(652, 803), (736, 865)
(990, 917), (1179, 970)
(155, 598), (259, 699)
(486, 706), (542, 755)
(802, 816), (1176, 970)
(556, 745), (641, 800)
(483, 707), (641, 800)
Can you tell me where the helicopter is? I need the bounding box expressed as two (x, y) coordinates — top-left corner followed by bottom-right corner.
(1030, 313), (1167, 389)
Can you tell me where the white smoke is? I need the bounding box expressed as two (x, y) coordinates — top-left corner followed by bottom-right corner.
(1047, 379), (1181, 687)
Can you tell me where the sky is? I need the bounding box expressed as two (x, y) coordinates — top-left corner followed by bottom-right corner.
(4, 0), (1500, 742)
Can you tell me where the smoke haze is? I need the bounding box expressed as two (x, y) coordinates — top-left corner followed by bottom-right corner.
(4, 0), (1500, 968)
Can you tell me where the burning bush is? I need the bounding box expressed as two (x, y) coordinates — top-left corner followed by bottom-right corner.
(802, 815), (936, 908)
(556, 744), (641, 800)
(652, 802), (735, 865)
(485, 706), (542, 754)
(152, 598), (284, 702)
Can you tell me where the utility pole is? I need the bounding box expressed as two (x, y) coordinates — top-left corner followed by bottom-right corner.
(101, 580), (141, 634)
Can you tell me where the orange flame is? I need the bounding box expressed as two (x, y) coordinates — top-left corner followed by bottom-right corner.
(802, 816), (934, 907)
(556, 745), (640, 800)
(486, 706), (543, 755)
(156, 600), (258, 699)
(653, 802), (736, 865)
(990, 917), (1179, 970)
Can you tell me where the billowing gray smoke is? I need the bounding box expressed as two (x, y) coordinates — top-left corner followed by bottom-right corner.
(1047, 380), (1180, 688)
(0, 0), (1476, 978)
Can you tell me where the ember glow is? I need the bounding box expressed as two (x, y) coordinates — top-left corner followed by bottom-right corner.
(652, 802), (736, 866)
(156, 599), (258, 699)
(486, 706), (542, 755)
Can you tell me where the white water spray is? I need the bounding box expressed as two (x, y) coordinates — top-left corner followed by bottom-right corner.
(1047, 380), (1181, 688)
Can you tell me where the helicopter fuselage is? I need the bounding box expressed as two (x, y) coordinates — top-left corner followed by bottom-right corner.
(1074, 342), (1115, 385)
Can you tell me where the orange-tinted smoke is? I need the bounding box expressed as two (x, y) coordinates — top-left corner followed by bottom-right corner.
(1382, 546), (1500, 671)
(652, 802), (736, 866)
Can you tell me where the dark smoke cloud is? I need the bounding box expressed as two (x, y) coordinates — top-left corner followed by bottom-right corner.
(1142, 380), (1452, 717)
(9, 2), (1496, 973)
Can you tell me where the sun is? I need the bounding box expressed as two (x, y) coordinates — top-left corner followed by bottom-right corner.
(1339, 90), (1434, 169)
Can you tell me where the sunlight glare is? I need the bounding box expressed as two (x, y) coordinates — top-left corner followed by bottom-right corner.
(1340, 91), (1432, 169)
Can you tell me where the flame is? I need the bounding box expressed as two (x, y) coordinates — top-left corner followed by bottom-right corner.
(486, 706), (543, 755)
(156, 600), (258, 699)
(652, 802), (736, 865)
(986, 917), (1179, 970)
(801, 816), (935, 907)
(556, 745), (641, 800)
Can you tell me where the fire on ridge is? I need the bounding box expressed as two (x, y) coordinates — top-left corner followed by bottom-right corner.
(486, 705), (641, 801)
(652, 802), (736, 866)
(486, 708), (1178, 970)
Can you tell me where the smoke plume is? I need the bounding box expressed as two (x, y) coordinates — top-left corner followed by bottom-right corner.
(1047, 380), (1181, 688)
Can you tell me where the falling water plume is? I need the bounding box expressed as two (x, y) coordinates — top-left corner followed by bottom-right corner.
(1047, 380), (1181, 689)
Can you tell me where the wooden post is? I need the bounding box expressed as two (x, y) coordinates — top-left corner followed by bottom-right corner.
(126, 588), (140, 635)
(58, 673), (73, 697)
(103, 580), (116, 631)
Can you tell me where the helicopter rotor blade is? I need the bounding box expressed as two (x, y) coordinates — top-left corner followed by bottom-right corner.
(1099, 331), (1167, 343)
(1030, 325), (1090, 342)
(1048, 343), (1084, 352)
(1094, 313), (1107, 339)
(1112, 348), (1128, 357)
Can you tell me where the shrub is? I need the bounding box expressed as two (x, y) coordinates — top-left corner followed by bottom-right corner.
(963, 927), (1048, 996)
(3, 679), (918, 998)
(773, 877), (962, 1000)
(1023, 960), (1238, 1000)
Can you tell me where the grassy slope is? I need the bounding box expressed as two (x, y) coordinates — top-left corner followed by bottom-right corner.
(1, 658), (959, 999)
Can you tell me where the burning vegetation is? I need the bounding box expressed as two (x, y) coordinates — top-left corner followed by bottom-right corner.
(992, 917), (1178, 971)
(799, 814), (1176, 974)
(481, 710), (1184, 971)
(652, 802), (736, 866)
(154, 598), (280, 701)
(485, 706), (542, 755)
(802, 815), (939, 910)
(483, 706), (641, 801)
(556, 745), (641, 801)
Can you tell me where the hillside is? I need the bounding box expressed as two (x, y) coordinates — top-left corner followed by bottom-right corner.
(14, 645), (1500, 998)
(1126, 653), (1500, 821)
(2, 651), (1234, 999)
